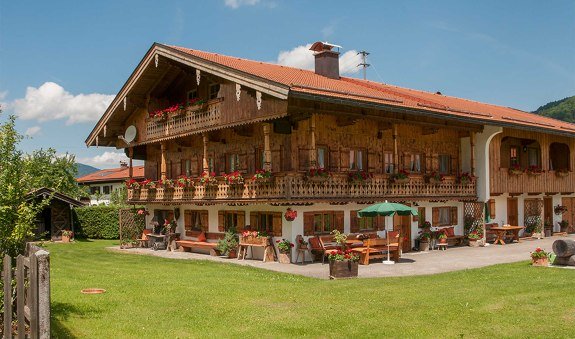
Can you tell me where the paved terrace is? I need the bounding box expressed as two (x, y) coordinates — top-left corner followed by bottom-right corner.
(109, 234), (574, 279)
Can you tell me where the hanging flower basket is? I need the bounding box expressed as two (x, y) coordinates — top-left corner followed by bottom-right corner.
(284, 208), (297, 222)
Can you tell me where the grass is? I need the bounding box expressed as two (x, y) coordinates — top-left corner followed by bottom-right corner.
(45, 240), (574, 338)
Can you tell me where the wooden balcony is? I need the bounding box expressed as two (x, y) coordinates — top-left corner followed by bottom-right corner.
(491, 169), (575, 195)
(144, 99), (223, 142)
(127, 173), (477, 204)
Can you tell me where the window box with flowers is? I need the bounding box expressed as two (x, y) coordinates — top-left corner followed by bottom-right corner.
(176, 175), (194, 189)
(197, 171), (218, 187)
(327, 250), (360, 278)
(224, 171), (244, 187)
(555, 168), (570, 177)
(526, 166), (545, 176)
(348, 170), (373, 185)
(390, 170), (410, 184)
(306, 167), (331, 183)
(125, 179), (141, 190)
(240, 231), (269, 246)
(530, 247), (550, 266)
(149, 99), (207, 122)
(251, 169), (273, 184)
(457, 172), (474, 186)
(425, 171), (445, 185)
(284, 208), (297, 221)
(276, 239), (294, 264)
(508, 164), (524, 176)
(156, 179), (174, 189)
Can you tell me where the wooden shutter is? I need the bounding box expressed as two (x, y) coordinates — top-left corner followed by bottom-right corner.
(341, 149), (350, 170)
(217, 154), (226, 174)
(417, 207), (426, 226)
(298, 148), (308, 171)
(432, 207), (439, 226)
(249, 212), (258, 230)
(403, 153), (410, 171)
(368, 151), (377, 171)
(237, 211), (245, 230)
(335, 211), (344, 232)
(239, 153), (248, 172)
(489, 199), (496, 219)
(350, 210), (359, 233)
(218, 211), (225, 232)
(329, 148), (339, 172)
(303, 212), (314, 236)
(167, 210), (175, 223)
(200, 211), (209, 231)
(272, 212), (282, 237)
(184, 210), (192, 231)
(376, 216), (386, 231)
(450, 207), (458, 225)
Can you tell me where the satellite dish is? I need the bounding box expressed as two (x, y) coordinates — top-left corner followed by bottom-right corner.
(124, 125), (137, 143)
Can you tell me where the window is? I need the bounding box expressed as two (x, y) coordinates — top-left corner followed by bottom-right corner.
(317, 146), (328, 169)
(438, 155), (451, 175)
(438, 208), (451, 225)
(349, 149), (366, 171)
(255, 148), (265, 171)
(314, 213), (333, 233)
(187, 89), (198, 100)
(432, 206), (457, 226)
(226, 154), (239, 172)
(510, 146), (519, 166)
(410, 154), (422, 173)
(527, 147), (540, 167)
(219, 211), (244, 231)
(153, 209), (174, 228)
(184, 210), (208, 232)
(208, 157), (215, 173)
(90, 186), (100, 195)
(350, 210), (384, 232)
(209, 84), (220, 100)
(182, 159), (192, 177)
(103, 185), (111, 195)
(383, 152), (394, 174)
(303, 211), (344, 235)
(549, 142), (570, 171)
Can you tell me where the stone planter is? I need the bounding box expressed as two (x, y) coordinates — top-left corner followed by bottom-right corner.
(468, 239), (480, 247)
(531, 257), (549, 267)
(328, 260), (359, 279)
(419, 240), (430, 252)
(278, 252), (291, 264)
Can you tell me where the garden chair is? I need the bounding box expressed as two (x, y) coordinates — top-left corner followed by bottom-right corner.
(137, 229), (152, 248)
(309, 236), (338, 264)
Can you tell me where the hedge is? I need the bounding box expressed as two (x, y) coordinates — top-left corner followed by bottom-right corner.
(73, 205), (121, 239)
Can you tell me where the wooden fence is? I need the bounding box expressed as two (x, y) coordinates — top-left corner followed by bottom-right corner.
(2, 243), (50, 339)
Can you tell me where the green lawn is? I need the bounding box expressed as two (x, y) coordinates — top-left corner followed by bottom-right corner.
(46, 240), (574, 338)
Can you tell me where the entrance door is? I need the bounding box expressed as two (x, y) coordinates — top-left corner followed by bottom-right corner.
(543, 197), (553, 231)
(562, 197), (575, 233)
(393, 214), (412, 252)
(507, 198), (518, 226)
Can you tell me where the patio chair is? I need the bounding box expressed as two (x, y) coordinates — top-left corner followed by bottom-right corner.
(137, 229), (152, 248)
(309, 236), (339, 264)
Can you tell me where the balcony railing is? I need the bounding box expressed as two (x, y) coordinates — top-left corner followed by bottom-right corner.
(491, 169), (574, 194)
(127, 173), (477, 204)
(145, 99), (223, 141)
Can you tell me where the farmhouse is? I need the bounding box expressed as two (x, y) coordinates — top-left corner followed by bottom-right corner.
(85, 42), (575, 259)
(77, 163), (144, 205)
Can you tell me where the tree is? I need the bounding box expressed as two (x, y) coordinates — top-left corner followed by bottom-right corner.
(110, 186), (128, 206)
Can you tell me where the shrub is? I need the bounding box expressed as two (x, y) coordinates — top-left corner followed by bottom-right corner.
(73, 205), (122, 239)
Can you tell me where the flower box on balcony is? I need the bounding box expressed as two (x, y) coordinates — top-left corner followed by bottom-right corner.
(391, 177), (410, 184)
(307, 175), (330, 183)
(306, 168), (330, 183)
(389, 170), (410, 185)
(556, 169), (570, 177)
(251, 169), (274, 185)
(526, 166), (544, 176)
(508, 166), (524, 176)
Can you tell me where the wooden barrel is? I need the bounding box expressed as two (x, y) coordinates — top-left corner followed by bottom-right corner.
(553, 255), (575, 266)
(552, 239), (575, 257)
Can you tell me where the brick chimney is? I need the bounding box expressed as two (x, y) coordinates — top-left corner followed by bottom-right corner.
(309, 41), (341, 80)
(120, 161), (128, 168)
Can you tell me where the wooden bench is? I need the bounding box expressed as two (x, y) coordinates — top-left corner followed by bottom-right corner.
(351, 238), (400, 265)
(176, 231), (224, 254)
(439, 227), (464, 246)
(309, 235), (340, 264)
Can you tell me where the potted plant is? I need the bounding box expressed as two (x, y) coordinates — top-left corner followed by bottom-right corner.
(216, 230), (239, 258)
(390, 169), (410, 184)
(530, 247), (550, 266)
(348, 170), (373, 185)
(163, 219), (177, 235)
(554, 205), (568, 216)
(467, 231), (481, 247)
(251, 169), (273, 184)
(425, 171), (445, 185)
(525, 216), (543, 239)
(457, 172), (474, 185)
(276, 239), (294, 264)
(224, 170), (244, 187)
(284, 208), (297, 221)
(327, 249), (360, 279)
(306, 167), (330, 183)
(418, 230), (431, 252)
(61, 229), (73, 243)
(555, 168), (570, 177)
(176, 175), (194, 189)
(526, 165), (544, 176)
(508, 164), (524, 176)
(558, 220), (569, 233)
(437, 232), (448, 244)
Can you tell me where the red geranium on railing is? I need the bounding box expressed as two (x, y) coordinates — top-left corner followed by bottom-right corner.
(149, 98), (207, 119)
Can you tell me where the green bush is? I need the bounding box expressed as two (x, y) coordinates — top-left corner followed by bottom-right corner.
(73, 206), (121, 239)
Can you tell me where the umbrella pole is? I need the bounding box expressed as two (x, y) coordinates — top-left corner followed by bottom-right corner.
(383, 224), (395, 265)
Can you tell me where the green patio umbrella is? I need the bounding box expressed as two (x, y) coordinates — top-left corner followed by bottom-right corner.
(357, 201), (418, 217)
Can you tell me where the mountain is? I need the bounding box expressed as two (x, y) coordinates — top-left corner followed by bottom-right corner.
(533, 96), (575, 123)
(75, 163), (100, 178)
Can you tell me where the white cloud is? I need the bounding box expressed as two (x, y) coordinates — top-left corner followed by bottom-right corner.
(25, 126), (41, 137)
(276, 43), (361, 75)
(11, 82), (114, 125)
(224, 0), (260, 9)
(79, 151), (130, 168)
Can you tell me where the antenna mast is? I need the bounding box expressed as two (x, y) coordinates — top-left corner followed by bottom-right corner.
(357, 51), (370, 80)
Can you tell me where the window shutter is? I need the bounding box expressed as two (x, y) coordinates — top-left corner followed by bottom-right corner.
(341, 149), (350, 170)
(237, 211), (245, 230)
(376, 216), (386, 231)
(417, 207), (426, 226)
(368, 151), (376, 171)
(450, 207), (458, 225)
(184, 210), (192, 231)
(218, 211), (225, 232)
(350, 210), (359, 233)
(249, 212), (258, 230)
(298, 148), (308, 171)
(167, 211), (175, 223)
(489, 199), (496, 219)
(239, 153), (248, 172)
(432, 207), (439, 225)
(303, 212), (314, 236)
(329, 148), (339, 172)
(335, 211), (344, 232)
(272, 212), (282, 237)
(200, 211), (209, 232)
(403, 153), (409, 171)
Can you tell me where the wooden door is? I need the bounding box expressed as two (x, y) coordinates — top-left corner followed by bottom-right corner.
(543, 197), (553, 230)
(562, 197), (575, 233)
(507, 198), (518, 226)
(393, 214), (412, 252)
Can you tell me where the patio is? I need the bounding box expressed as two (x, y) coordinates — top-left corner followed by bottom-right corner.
(109, 234), (574, 279)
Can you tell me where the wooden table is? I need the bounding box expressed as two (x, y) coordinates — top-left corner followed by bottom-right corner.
(490, 226), (523, 245)
(147, 233), (180, 251)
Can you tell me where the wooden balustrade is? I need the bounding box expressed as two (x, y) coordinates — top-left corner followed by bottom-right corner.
(145, 99), (222, 141)
(127, 173), (477, 204)
(491, 169), (575, 195)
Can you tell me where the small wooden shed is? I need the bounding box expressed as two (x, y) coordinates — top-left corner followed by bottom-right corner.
(27, 187), (85, 240)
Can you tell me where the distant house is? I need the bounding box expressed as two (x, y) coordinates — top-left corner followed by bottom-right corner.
(76, 162), (144, 205)
(27, 187), (85, 240)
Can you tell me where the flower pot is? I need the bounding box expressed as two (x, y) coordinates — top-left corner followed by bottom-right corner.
(328, 260), (359, 279)
(439, 238), (448, 244)
(531, 257), (549, 267)
(468, 239), (480, 247)
(278, 252), (291, 264)
(227, 249), (237, 259)
(419, 241), (430, 252)
(61, 235), (71, 243)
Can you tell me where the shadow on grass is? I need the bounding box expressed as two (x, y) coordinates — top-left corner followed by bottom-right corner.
(72, 238), (94, 243)
(51, 301), (104, 338)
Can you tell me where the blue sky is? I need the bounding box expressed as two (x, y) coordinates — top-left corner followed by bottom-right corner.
(1, 0), (574, 168)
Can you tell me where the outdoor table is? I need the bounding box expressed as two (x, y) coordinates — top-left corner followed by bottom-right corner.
(346, 239), (364, 248)
(147, 234), (166, 250)
(490, 226), (523, 245)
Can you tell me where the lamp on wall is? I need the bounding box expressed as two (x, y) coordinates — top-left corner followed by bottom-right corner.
(523, 146), (527, 152)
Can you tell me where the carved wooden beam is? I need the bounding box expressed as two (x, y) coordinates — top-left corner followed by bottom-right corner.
(421, 127), (439, 135)
(336, 116), (358, 127)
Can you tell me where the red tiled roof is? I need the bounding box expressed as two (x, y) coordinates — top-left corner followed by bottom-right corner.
(169, 45), (575, 135)
(76, 166), (145, 183)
